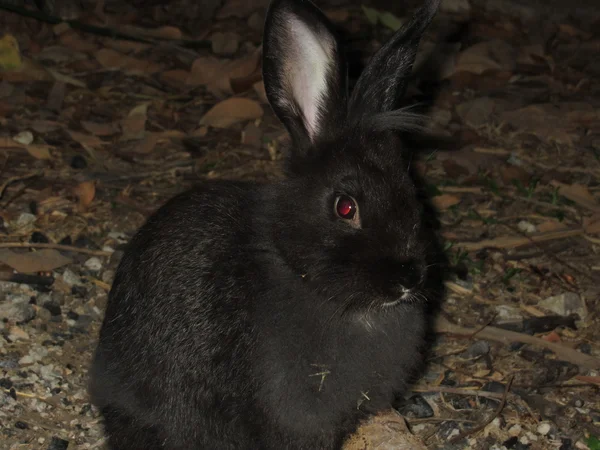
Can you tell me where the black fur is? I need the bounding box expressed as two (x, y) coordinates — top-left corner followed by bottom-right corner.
(89, 0), (441, 449)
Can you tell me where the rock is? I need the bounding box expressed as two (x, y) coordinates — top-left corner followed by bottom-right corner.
(61, 268), (82, 286)
(16, 212), (37, 227)
(47, 436), (69, 450)
(495, 305), (523, 322)
(461, 340), (490, 359)
(211, 32), (240, 56)
(517, 220), (536, 233)
(0, 294), (36, 323)
(7, 326), (29, 341)
(538, 293), (587, 319)
(537, 422), (551, 435)
(84, 257), (102, 271)
(396, 394), (434, 419)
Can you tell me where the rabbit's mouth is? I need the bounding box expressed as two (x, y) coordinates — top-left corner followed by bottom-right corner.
(381, 289), (419, 308)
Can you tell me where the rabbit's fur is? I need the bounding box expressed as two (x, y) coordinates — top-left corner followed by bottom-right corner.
(89, 0), (442, 448)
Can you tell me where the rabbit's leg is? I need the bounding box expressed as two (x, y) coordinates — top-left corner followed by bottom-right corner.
(101, 405), (165, 450)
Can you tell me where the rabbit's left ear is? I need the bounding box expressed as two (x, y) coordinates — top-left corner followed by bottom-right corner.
(348, 0), (441, 121)
(262, 0), (348, 153)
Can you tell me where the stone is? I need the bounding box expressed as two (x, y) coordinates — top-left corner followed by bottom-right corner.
(84, 257), (102, 271)
(537, 422), (551, 435)
(538, 293), (587, 319)
(0, 294), (35, 323)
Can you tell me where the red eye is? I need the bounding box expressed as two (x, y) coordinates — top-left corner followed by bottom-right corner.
(335, 195), (357, 219)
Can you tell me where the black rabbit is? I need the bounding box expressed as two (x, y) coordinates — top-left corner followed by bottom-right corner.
(89, 0), (442, 448)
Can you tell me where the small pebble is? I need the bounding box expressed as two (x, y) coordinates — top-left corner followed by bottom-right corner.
(61, 269), (82, 287)
(15, 420), (29, 429)
(16, 212), (37, 227)
(461, 340), (490, 358)
(537, 422), (551, 435)
(396, 394), (434, 418)
(84, 257), (102, 271)
(47, 436), (69, 450)
(508, 424), (522, 436)
(13, 130), (34, 145)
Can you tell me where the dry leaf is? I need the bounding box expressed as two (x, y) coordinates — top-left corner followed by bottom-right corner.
(73, 180), (96, 209)
(26, 145), (52, 159)
(200, 98), (264, 128)
(81, 120), (119, 136)
(188, 50), (261, 95)
(550, 181), (600, 212)
(583, 213), (600, 234)
(253, 80), (268, 103)
(0, 34), (22, 70)
(454, 40), (516, 75)
(343, 411), (427, 450)
(68, 130), (106, 149)
(0, 249), (72, 274)
(431, 194), (461, 210)
(95, 48), (162, 75)
(121, 103), (149, 141)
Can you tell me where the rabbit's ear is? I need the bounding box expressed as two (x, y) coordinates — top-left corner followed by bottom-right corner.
(348, 0), (440, 121)
(262, 0), (348, 153)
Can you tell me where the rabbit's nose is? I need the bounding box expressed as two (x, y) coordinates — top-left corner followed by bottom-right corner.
(394, 260), (425, 291)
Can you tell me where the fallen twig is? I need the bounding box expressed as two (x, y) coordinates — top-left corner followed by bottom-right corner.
(448, 375), (513, 444)
(0, 171), (42, 201)
(456, 228), (584, 252)
(412, 386), (506, 400)
(0, 242), (112, 257)
(435, 316), (600, 370)
(0, 1), (211, 49)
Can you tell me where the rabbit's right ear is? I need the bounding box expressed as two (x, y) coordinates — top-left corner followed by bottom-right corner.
(262, 0), (348, 155)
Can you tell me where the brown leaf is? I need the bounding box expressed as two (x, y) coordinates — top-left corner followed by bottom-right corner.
(121, 103), (149, 141)
(216, 0), (269, 19)
(583, 213), (600, 234)
(68, 130), (106, 149)
(431, 194), (461, 210)
(454, 40), (516, 75)
(550, 181), (600, 212)
(95, 48), (162, 75)
(72, 180), (96, 210)
(188, 50), (261, 95)
(0, 249), (72, 274)
(200, 98), (264, 128)
(253, 80), (268, 103)
(25, 145), (52, 159)
(81, 120), (119, 136)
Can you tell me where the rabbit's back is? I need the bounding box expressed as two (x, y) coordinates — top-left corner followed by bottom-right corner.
(90, 181), (263, 449)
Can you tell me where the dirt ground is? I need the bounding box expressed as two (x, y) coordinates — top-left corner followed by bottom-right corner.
(1, 0), (599, 449)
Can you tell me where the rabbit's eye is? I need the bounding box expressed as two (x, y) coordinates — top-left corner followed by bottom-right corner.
(335, 195), (357, 220)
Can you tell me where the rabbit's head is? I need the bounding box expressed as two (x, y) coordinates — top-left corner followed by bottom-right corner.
(262, 0), (440, 312)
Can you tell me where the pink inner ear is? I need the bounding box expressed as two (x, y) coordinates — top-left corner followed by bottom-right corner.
(283, 16), (335, 142)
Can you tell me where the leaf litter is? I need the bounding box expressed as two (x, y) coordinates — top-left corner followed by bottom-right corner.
(0, 0), (600, 449)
